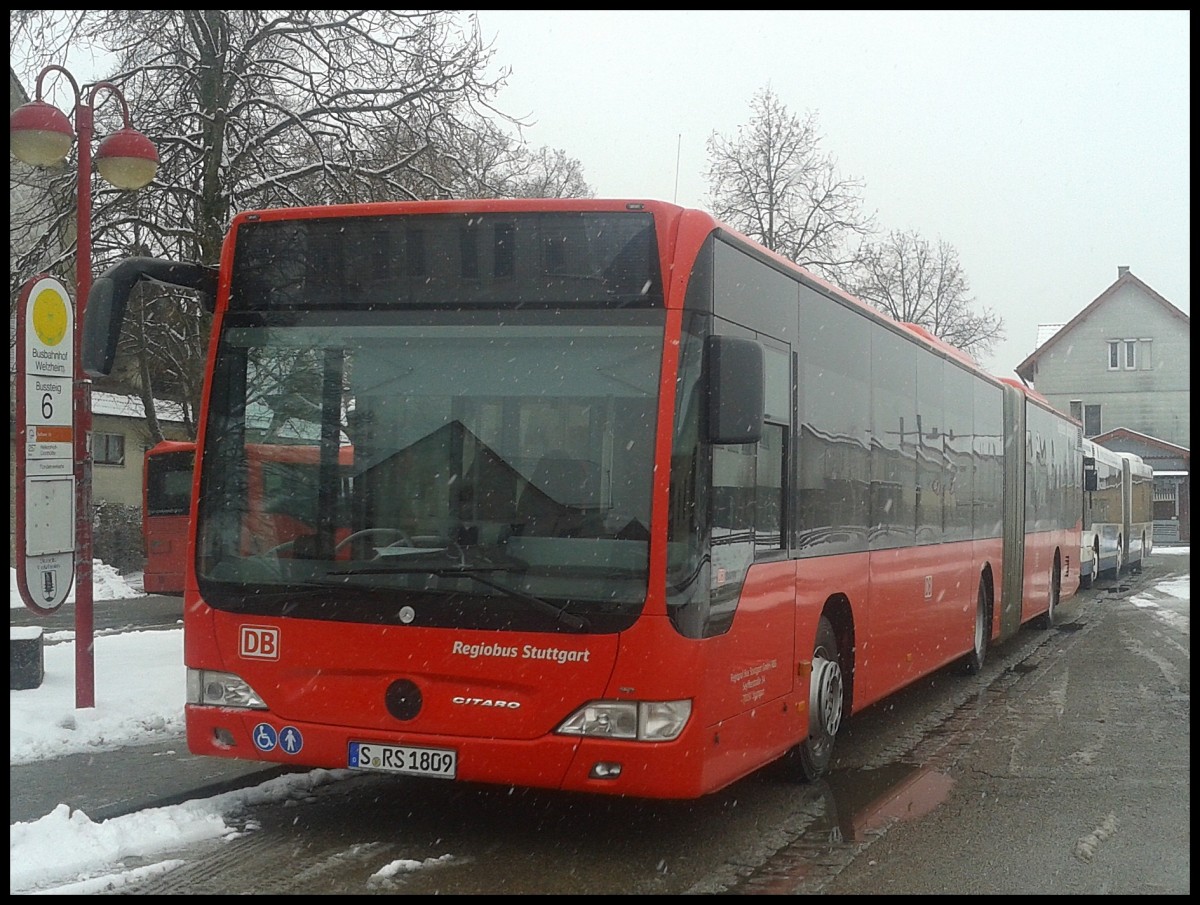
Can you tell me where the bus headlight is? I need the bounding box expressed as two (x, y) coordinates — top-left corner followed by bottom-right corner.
(186, 668), (268, 709)
(556, 700), (691, 741)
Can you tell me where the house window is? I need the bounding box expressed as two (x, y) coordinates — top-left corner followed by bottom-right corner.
(1083, 405), (1102, 437)
(1107, 339), (1139, 370)
(94, 432), (126, 466)
(1069, 400), (1082, 422)
(1139, 338), (1153, 370)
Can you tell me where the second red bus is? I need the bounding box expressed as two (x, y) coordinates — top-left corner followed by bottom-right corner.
(143, 440), (196, 595)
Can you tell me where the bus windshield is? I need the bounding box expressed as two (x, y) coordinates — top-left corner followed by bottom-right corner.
(196, 311), (663, 633)
(145, 445), (194, 517)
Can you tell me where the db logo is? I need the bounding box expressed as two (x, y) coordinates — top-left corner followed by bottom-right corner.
(240, 625), (280, 660)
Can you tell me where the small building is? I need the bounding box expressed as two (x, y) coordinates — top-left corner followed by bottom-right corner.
(1015, 266), (1190, 544)
(1090, 427), (1190, 545)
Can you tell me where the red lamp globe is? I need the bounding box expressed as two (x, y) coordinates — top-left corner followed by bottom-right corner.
(95, 126), (159, 189)
(9, 99), (76, 166)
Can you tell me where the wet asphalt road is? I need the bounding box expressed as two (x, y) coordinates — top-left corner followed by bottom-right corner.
(10, 592), (185, 635)
(813, 550), (1190, 895)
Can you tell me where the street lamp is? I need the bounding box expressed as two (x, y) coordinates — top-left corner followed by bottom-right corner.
(10, 64), (158, 708)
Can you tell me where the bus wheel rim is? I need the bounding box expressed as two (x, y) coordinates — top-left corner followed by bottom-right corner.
(810, 656), (844, 738)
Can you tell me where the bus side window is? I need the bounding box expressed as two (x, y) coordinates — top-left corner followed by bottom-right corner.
(754, 343), (789, 555)
(754, 422), (785, 554)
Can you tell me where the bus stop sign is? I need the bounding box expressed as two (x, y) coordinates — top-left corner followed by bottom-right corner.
(15, 275), (76, 613)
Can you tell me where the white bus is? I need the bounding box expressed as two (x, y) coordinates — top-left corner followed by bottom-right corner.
(1117, 450), (1155, 574)
(1080, 439), (1154, 586)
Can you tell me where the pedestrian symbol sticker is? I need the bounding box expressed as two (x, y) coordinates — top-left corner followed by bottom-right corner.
(253, 722), (278, 752)
(279, 726), (304, 755)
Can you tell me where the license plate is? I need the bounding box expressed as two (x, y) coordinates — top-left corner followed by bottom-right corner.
(348, 741), (457, 779)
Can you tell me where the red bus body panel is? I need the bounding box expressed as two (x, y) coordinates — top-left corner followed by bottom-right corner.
(185, 560), (804, 798)
(185, 604), (763, 798)
(142, 524), (188, 595)
(184, 537), (1025, 798)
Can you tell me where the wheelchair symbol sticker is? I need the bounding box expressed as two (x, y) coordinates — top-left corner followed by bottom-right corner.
(253, 722), (278, 752)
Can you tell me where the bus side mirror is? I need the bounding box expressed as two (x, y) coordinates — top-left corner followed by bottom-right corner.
(705, 335), (763, 445)
(82, 257), (219, 377)
(82, 275), (124, 378)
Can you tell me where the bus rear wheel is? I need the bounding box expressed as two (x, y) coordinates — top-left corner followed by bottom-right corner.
(791, 616), (844, 782)
(1130, 534), (1145, 573)
(1034, 558), (1061, 629)
(1081, 539), (1099, 590)
(961, 581), (990, 674)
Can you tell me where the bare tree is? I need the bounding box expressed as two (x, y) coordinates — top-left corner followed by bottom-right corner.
(705, 85), (875, 282)
(418, 118), (594, 200)
(847, 229), (1004, 361)
(11, 10), (588, 438)
(486, 145), (592, 199)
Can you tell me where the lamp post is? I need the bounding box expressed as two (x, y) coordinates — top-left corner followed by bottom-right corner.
(10, 64), (158, 708)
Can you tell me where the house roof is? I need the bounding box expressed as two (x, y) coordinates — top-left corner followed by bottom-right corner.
(1015, 269), (1190, 382)
(1092, 426), (1190, 458)
(1034, 323), (1065, 350)
(92, 391), (187, 424)
(10, 65), (30, 112)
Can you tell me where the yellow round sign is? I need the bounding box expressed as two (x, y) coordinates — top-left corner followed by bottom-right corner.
(32, 286), (70, 347)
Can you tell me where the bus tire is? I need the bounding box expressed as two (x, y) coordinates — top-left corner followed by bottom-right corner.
(1034, 558), (1061, 629)
(1081, 540), (1098, 590)
(961, 581), (990, 674)
(791, 616), (844, 782)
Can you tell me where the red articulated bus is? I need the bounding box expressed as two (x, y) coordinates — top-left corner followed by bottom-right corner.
(84, 199), (1081, 799)
(142, 440), (196, 595)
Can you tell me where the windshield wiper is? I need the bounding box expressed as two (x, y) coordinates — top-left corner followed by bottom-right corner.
(326, 560), (588, 630)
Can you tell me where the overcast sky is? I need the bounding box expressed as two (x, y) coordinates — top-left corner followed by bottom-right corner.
(474, 10), (1189, 377)
(18, 12), (1188, 378)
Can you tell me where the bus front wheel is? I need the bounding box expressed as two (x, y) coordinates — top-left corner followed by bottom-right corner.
(791, 616), (844, 782)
